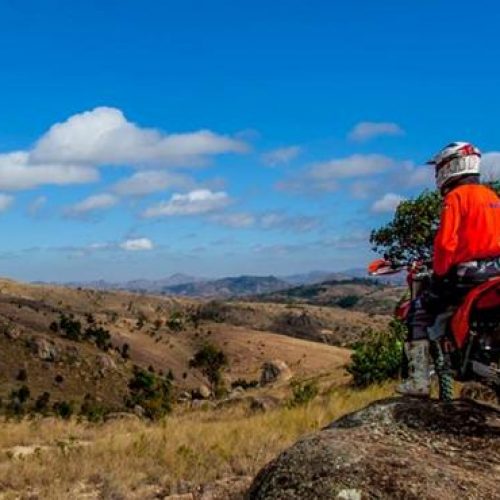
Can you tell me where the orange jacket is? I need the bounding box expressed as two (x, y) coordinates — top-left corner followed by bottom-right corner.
(433, 184), (500, 276)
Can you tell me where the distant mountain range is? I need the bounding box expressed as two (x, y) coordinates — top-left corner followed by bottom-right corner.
(58, 267), (403, 298)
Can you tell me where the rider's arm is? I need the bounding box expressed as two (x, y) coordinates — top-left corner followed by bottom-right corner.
(433, 192), (461, 277)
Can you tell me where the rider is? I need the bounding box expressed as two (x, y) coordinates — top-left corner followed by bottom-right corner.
(398, 141), (500, 396)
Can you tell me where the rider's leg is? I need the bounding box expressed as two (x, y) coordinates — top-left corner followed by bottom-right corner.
(397, 339), (430, 396)
(397, 298), (432, 396)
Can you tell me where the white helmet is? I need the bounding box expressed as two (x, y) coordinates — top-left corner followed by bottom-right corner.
(427, 142), (481, 191)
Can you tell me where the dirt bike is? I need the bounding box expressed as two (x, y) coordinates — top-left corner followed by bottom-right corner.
(368, 258), (500, 402)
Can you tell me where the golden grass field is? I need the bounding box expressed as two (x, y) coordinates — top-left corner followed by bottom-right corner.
(0, 382), (395, 499)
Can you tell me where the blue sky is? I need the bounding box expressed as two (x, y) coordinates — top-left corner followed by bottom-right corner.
(0, 0), (500, 282)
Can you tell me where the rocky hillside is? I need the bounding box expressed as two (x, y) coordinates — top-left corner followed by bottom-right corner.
(249, 396), (500, 499)
(0, 278), (390, 417)
(162, 275), (291, 297)
(255, 278), (404, 315)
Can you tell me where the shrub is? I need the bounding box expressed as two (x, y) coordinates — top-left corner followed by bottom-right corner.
(189, 342), (228, 395)
(6, 385), (31, 417)
(84, 325), (112, 351)
(126, 366), (173, 420)
(121, 343), (130, 359)
(347, 320), (406, 387)
(53, 400), (74, 419)
(288, 380), (319, 407)
(80, 394), (107, 422)
(59, 314), (82, 341)
(16, 368), (28, 382)
(335, 295), (360, 309)
(49, 321), (59, 333)
(166, 311), (184, 332)
(34, 392), (51, 414)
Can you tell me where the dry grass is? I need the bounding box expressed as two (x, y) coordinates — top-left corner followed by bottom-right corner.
(0, 383), (395, 499)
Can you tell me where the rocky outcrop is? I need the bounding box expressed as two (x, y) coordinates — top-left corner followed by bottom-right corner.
(260, 360), (292, 386)
(29, 337), (58, 361)
(248, 397), (500, 499)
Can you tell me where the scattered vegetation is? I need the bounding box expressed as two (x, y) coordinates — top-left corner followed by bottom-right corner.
(125, 366), (173, 420)
(54, 313), (112, 351)
(288, 379), (319, 407)
(0, 383), (394, 499)
(347, 320), (406, 387)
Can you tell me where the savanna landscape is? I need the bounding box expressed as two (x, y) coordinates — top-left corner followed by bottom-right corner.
(0, 276), (397, 499)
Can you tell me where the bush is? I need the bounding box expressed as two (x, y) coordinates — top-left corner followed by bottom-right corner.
(166, 311), (184, 332)
(288, 379), (319, 407)
(335, 295), (360, 309)
(80, 394), (107, 422)
(126, 366), (173, 420)
(53, 400), (74, 419)
(6, 385), (31, 417)
(121, 343), (130, 359)
(84, 325), (112, 351)
(189, 342), (228, 395)
(347, 320), (406, 387)
(34, 392), (51, 414)
(59, 314), (82, 341)
(16, 368), (28, 382)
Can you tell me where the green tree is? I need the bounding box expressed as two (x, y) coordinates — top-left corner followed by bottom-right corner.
(189, 342), (228, 396)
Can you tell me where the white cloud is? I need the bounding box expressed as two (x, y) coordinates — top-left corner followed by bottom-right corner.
(31, 107), (247, 168)
(0, 194), (14, 212)
(210, 212), (256, 228)
(348, 121), (404, 142)
(371, 193), (406, 213)
(119, 238), (154, 251)
(112, 170), (194, 196)
(261, 146), (302, 166)
(481, 152), (500, 181)
(0, 151), (98, 191)
(278, 154), (397, 193)
(143, 189), (231, 218)
(66, 193), (118, 216)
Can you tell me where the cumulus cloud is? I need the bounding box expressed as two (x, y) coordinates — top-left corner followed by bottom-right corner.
(348, 121), (404, 142)
(31, 107), (247, 168)
(278, 154), (397, 193)
(66, 193), (118, 217)
(112, 170), (194, 196)
(261, 146), (302, 166)
(371, 193), (406, 213)
(119, 238), (154, 251)
(0, 152), (98, 191)
(143, 189), (230, 218)
(0, 194), (14, 212)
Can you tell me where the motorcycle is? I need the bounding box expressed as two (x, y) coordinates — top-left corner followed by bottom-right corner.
(368, 258), (500, 402)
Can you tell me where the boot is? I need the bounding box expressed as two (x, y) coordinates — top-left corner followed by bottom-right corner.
(396, 340), (430, 396)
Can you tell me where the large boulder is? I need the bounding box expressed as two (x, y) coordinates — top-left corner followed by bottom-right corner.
(260, 360), (292, 386)
(248, 397), (500, 499)
(30, 337), (58, 361)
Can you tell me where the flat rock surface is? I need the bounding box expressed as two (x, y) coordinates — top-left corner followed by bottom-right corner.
(248, 397), (500, 499)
